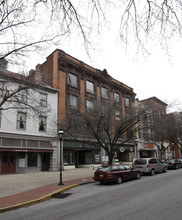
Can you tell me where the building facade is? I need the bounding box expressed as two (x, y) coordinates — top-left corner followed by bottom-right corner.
(38, 49), (136, 168)
(135, 97), (168, 159)
(0, 66), (58, 174)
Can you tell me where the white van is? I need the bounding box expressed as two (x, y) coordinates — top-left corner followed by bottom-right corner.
(133, 158), (167, 175)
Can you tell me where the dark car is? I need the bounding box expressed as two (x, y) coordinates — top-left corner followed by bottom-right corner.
(165, 159), (182, 169)
(93, 164), (141, 184)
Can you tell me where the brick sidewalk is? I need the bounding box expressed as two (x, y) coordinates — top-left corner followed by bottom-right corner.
(0, 177), (94, 213)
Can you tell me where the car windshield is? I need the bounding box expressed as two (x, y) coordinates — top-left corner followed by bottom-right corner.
(134, 159), (147, 165)
(97, 166), (112, 172)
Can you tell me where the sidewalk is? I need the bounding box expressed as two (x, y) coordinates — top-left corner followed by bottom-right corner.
(0, 168), (95, 213)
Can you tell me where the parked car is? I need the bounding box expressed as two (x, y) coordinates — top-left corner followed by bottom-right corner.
(133, 158), (167, 175)
(93, 164), (141, 184)
(164, 159), (182, 169)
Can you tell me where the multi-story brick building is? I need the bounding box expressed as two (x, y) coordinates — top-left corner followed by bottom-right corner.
(135, 97), (168, 159)
(38, 49), (136, 168)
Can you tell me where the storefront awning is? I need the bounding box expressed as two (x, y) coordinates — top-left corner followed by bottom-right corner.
(0, 148), (54, 152)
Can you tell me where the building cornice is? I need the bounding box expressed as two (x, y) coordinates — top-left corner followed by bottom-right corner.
(58, 50), (135, 96)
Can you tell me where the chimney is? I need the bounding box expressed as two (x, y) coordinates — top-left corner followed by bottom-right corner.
(28, 65), (42, 83)
(35, 64), (42, 83)
(0, 58), (8, 72)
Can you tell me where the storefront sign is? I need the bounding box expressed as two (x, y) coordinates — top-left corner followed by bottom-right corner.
(120, 147), (125, 152)
(144, 143), (154, 149)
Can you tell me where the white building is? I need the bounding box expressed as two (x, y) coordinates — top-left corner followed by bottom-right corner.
(0, 63), (59, 174)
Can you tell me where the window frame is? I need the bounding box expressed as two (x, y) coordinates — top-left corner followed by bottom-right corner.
(40, 92), (47, 108)
(101, 87), (109, 99)
(115, 109), (121, 121)
(68, 94), (78, 108)
(39, 116), (47, 132)
(68, 72), (78, 88)
(86, 99), (94, 110)
(17, 112), (26, 130)
(114, 93), (120, 103)
(86, 80), (94, 94)
(19, 90), (27, 103)
(125, 97), (130, 107)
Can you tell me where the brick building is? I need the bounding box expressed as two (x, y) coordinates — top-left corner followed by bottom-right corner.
(38, 49), (136, 168)
(136, 97), (168, 159)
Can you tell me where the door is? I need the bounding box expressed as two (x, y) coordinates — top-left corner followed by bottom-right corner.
(1, 153), (16, 174)
(41, 153), (50, 171)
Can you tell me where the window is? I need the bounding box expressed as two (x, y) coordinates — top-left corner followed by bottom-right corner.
(63, 151), (75, 165)
(86, 100), (94, 110)
(125, 97), (130, 107)
(19, 90), (27, 103)
(114, 93), (120, 103)
(28, 153), (37, 167)
(0, 82), (4, 98)
(0, 111), (1, 127)
(86, 81), (94, 94)
(115, 109), (121, 120)
(68, 73), (78, 87)
(17, 112), (26, 130)
(18, 153), (26, 168)
(39, 116), (47, 132)
(101, 87), (108, 99)
(68, 94), (77, 107)
(40, 93), (47, 107)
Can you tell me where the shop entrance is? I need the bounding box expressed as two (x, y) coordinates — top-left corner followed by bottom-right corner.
(41, 153), (50, 171)
(1, 152), (16, 174)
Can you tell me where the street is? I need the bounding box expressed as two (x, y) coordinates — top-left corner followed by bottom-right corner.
(1, 169), (182, 220)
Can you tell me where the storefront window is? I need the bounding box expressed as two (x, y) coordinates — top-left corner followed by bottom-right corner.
(18, 153), (26, 167)
(28, 153), (37, 167)
(63, 151), (75, 165)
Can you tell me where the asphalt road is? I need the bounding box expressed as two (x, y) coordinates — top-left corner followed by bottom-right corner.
(2, 169), (182, 220)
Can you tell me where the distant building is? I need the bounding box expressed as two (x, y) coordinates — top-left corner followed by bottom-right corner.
(0, 64), (58, 174)
(38, 49), (136, 167)
(135, 97), (168, 159)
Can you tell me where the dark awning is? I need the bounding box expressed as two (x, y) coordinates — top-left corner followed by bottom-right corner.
(0, 148), (53, 152)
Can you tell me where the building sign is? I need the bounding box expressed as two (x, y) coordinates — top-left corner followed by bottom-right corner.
(102, 156), (109, 164)
(120, 147), (125, 152)
(144, 143), (154, 149)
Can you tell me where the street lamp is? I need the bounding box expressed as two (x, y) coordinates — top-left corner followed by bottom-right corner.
(171, 142), (175, 159)
(58, 129), (64, 185)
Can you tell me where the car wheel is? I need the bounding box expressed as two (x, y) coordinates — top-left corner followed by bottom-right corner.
(117, 176), (123, 184)
(100, 181), (104, 184)
(136, 173), (141, 179)
(163, 166), (167, 173)
(176, 164), (179, 170)
(150, 169), (155, 176)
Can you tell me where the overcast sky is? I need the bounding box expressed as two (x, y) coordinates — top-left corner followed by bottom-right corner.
(7, 1), (182, 111)
(25, 34), (182, 113)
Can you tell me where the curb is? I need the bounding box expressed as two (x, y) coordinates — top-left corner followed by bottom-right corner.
(0, 184), (79, 214)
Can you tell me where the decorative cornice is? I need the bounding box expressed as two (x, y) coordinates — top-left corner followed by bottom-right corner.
(58, 51), (135, 96)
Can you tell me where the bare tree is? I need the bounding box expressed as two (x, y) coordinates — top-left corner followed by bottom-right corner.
(60, 101), (150, 164)
(0, 0), (107, 64)
(1, 0), (182, 66)
(0, 67), (52, 116)
(120, 0), (182, 55)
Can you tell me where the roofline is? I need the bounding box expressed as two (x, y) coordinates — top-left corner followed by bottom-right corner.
(141, 96), (168, 106)
(0, 71), (58, 93)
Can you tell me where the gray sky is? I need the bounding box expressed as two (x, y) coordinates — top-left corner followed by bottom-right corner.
(7, 1), (182, 110)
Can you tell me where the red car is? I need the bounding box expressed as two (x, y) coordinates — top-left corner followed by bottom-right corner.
(93, 164), (141, 184)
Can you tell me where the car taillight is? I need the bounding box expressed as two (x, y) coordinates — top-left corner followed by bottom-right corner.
(147, 164), (150, 168)
(107, 173), (113, 177)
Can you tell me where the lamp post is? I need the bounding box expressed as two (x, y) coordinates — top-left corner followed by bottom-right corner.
(171, 142), (175, 159)
(58, 129), (64, 185)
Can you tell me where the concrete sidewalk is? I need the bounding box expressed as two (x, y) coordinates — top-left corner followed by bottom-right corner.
(0, 168), (95, 213)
